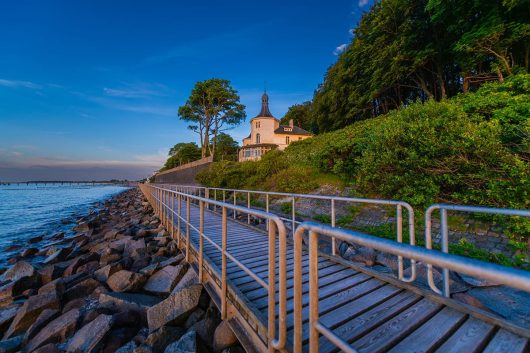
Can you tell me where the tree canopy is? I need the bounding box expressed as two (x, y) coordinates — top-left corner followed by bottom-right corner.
(178, 79), (246, 158)
(279, 101), (317, 133)
(161, 142), (201, 171)
(211, 133), (239, 161)
(307, 0), (529, 132)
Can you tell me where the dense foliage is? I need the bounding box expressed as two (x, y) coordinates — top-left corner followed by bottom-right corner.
(309, 0), (529, 132)
(198, 74), (529, 212)
(161, 143), (201, 171)
(278, 101), (317, 134)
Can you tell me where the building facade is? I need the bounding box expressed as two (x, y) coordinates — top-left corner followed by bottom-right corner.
(238, 92), (312, 161)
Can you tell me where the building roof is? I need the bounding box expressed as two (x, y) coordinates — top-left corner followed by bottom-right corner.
(254, 92), (274, 118)
(240, 143), (278, 149)
(274, 125), (312, 136)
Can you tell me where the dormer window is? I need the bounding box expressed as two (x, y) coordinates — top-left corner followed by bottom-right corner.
(284, 127), (292, 132)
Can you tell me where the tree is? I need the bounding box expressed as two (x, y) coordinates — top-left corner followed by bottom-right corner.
(161, 142), (201, 170)
(211, 133), (239, 161)
(178, 79), (246, 158)
(279, 101), (317, 133)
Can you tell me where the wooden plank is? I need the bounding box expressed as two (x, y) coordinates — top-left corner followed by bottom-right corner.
(317, 291), (421, 353)
(285, 280), (394, 332)
(341, 298), (442, 353)
(387, 307), (467, 353)
(434, 317), (495, 353)
(482, 329), (528, 353)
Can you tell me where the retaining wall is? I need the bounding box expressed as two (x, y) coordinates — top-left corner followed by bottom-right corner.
(154, 156), (213, 185)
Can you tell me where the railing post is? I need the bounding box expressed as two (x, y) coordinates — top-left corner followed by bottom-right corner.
(309, 230), (319, 353)
(293, 227), (303, 353)
(221, 207), (227, 319)
(292, 197), (296, 236)
(199, 200), (204, 283)
(331, 199), (336, 256)
(397, 204), (404, 280)
(266, 193), (270, 231)
(247, 191), (251, 224)
(214, 189), (217, 213)
(233, 192), (237, 219)
(267, 220), (276, 353)
(205, 188), (209, 211)
(177, 194), (181, 248)
(186, 196), (190, 262)
(171, 191), (175, 240)
(440, 208), (450, 297)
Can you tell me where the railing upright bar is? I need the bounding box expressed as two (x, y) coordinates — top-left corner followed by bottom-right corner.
(440, 208), (450, 297)
(171, 191), (175, 240)
(397, 204), (404, 280)
(293, 226), (304, 353)
(186, 196), (190, 262)
(177, 194), (181, 248)
(221, 206), (227, 319)
(292, 197), (296, 235)
(266, 193), (270, 231)
(199, 200), (204, 283)
(233, 192), (237, 219)
(247, 191), (251, 224)
(267, 220), (276, 353)
(331, 199), (336, 256)
(309, 230), (319, 353)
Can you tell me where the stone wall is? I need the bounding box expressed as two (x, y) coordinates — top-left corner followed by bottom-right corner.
(154, 156), (213, 185)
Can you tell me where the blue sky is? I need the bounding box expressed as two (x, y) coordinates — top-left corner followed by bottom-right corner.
(0, 0), (372, 181)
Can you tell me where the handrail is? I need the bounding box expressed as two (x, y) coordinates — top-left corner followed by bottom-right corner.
(292, 221), (530, 353)
(139, 184), (288, 352)
(155, 183), (417, 283)
(425, 204), (530, 297)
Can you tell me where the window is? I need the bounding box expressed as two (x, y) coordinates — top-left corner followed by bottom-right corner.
(286, 136), (290, 144)
(299, 137), (302, 140)
(256, 133), (260, 144)
(256, 121), (260, 128)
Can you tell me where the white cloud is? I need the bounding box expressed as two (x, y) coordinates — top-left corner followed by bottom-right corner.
(358, 0), (370, 7)
(103, 82), (171, 98)
(0, 79), (42, 90)
(333, 44), (348, 55)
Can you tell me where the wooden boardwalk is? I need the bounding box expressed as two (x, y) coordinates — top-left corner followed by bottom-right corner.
(143, 185), (530, 353)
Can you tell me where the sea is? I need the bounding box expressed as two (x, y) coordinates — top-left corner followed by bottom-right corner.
(0, 183), (129, 266)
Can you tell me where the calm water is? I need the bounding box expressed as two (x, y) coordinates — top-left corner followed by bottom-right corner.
(0, 183), (128, 264)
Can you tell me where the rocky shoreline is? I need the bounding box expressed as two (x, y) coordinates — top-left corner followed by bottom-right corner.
(0, 188), (243, 353)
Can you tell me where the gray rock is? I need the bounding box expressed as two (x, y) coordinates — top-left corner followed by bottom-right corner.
(115, 341), (137, 353)
(143, 265), (188, 296)
(4, 291), (60, 339)
(32, 343), (61, 353)
(99, 292), (161, 320)
(43, 248), (72, 265)
(2, 261), (36, 282)
(213, 321), (237, 353)
(145, 326), (185, 353)
(23, 308), (60, 343)
(171, 269), (199, 295)
(65, 314), (114, 352)
(0, 334), (22, 353)
(147, 284), (202, 332)
(164, 330), (197, 353)
(107, 270), (147, 292)
(0, 306), (18, 336)
(467, 286), (530, 329)
(25, 308), (81, 352)
(457, 273), (501, 287)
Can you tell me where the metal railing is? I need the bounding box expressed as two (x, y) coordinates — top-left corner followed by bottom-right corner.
(293, 221), (530, 353)
(139, 184), (289, 352)
(156, 184), (417, 283)
(425, 204), (530, 297)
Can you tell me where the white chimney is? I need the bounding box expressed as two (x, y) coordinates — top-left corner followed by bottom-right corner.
(289, 119), (294, 128)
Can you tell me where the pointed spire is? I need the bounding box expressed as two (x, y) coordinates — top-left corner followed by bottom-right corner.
(256, 88), (274, 118)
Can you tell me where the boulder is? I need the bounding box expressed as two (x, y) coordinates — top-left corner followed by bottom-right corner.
(2, 261), (36, 282)
(213, 321), (237, 352)
(23, 308), (60, 343)
(43, 248), (72, 265)
(115, 341), (137, 353)
(64, 278), (100, 301)
(0, 335), (22, 353)
(164, 330), (198, 353)
(101, 327), (138, 353)
(25, 308), (81, 352)
(4, 291), (60, 339)
(37, 278), (66, 296)
(171, 269), (199, 295)
(124, 239), (146, 257)
(94, 263), (124, 282)
(65, 314), (114, 353)
(0, 306), (18, 336)
(76, 261), (100, 275)
(107, 271), (147, 293)
(99, 292), (161, 320)
(0, 276), (40, 303)
(159, 254), (184, 268)
(143, 265), (188, 296)
(29, 235), (44, 244)
(147, 284), (202, 332)
(32, 343), (61, 353)
(184, 309), (205, 329)
(145, 326), (185, 353)
(20, 248), (39, 258)
(39, 264), (67, 284)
